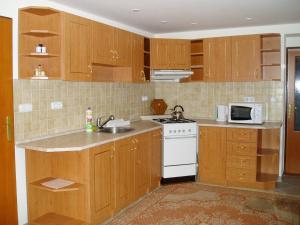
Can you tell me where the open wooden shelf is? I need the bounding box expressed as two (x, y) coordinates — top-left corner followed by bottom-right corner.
(21, 30), (59, 37)
(144, 50), (150, 54)
(32, 213), (87, 225)
(22, 53), (59, 58)
(21, 7), (59, 16)
(191, 65), (203, 69)
(191, 52), (203, 56)
(257, 148), (279, 157)
(30, 177), (82, 192)
(261, 63), (280, 67)
(257, 173), (278, 182)
(261, 49), (280, 52)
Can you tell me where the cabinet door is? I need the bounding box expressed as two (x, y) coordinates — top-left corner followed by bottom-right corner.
(150, 39), (169, 69)
(149, 129), (162, 191)
(134, 133), (150, 199)
(199, 127), (227, 185)
(115, 28), (132, 66)
(115, 137), (134, 212)
(232, 35), (261, 81)
(131, 34), (145, 83)
(169, 40), (191, 69)
(92, 22), (115, 66)
(63, 13), (92, 81)
(90, 143), (114, 224)
(204, 37), (232, 82)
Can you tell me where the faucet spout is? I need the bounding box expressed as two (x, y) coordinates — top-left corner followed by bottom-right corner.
(97, 115), (115, 129)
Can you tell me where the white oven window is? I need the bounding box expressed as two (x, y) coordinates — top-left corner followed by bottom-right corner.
(163, 136), (197, 166)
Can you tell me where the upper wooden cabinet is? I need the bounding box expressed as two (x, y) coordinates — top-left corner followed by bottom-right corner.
(92, 22), (132, 67)
(203, 37), (232, 82)
(131, 34), (145, 83)
(150, 39), (190, 69)
(62, 13), (92, 81)
(231, 35), (261, 81)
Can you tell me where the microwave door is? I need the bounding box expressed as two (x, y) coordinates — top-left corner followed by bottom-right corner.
(231, 106), (252, 120)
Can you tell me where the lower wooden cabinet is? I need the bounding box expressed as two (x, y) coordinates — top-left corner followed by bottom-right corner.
(26, 129), (162, 225)
(199, 127), (227, 185)
(198, 126), (280, 190)
(149, 129), (162, 191)
(90, 143), (115, 223)
(114, 137), (135, 212)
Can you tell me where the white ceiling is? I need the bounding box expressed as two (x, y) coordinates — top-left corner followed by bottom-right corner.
(51, 0), (300, 34)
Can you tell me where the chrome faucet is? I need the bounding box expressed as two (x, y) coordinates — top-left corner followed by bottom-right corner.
(97, 115), (115, 129)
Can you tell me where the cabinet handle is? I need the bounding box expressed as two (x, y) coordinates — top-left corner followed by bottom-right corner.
(88, 64), (93, 74)
(140, 70), (146, 82)
(6, 116), (12, 142)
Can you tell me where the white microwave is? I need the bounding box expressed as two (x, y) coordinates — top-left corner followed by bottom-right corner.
(228, 103), (265, 124)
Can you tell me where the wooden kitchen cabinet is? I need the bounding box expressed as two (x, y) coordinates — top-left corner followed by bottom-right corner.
(62, 13), (92, 81)
(231, 35), (261, 81)
(203, 37), (232, 82)
(90, 143), (115, 224)
(150, 38), (190, 69)
(92, 22), (131, 67)
(199, 127), (227, 185)
(199, 126), (280, 190)
(131, 33), (145, 82)
(134, 133), (150, 199)
(149, 129), (162, 191)
(114, 137), (135, 212)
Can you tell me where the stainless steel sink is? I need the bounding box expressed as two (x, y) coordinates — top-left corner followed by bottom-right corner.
(97, 127), (134, 134)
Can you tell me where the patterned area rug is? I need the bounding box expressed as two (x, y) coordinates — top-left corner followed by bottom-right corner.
(107, 183), (300, 225)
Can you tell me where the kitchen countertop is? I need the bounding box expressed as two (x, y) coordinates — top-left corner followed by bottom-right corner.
(195, 119), (282, 129)
(18, 120), (161, 152)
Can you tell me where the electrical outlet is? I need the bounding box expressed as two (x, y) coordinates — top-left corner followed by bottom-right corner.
(243, 96), (255, 102)
(51, 101), (63, 110)
(141, 96), (148, 102)
(19, 104), (32, 112)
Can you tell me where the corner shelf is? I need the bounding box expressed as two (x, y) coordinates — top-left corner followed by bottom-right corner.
(32, 213), (87, 225)
(30, 177), (82, 193)
(21, 7), (59, 16)
(144, 37), (150, 81)
(190, 40), (204, 81)
(21, 30), (59, 37)
(191, 65), (203, 69)
(257, 148), (279, 157)
(22, 53), (59, 58)
(260, 34), (281, 81)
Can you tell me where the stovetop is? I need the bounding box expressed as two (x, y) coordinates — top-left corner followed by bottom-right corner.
(153, 118), (196, 124)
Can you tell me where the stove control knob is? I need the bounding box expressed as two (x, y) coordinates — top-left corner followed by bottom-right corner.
(178, 130), (181, 133)
(174, 130), (176, 133)
(188, 129), (191, 132)
(169, 130), (172, 133)
(183, 130), (185, 133)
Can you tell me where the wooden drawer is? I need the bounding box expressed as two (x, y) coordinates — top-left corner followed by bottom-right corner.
(227, 141), (257, 156)
(226, 167), (256, 183)
(227, 128), (257, 143)
(227, 155), (256, 170)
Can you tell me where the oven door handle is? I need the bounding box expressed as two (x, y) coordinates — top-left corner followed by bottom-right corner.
(164, 135), (197, 140)
(250, 108), (255, 119)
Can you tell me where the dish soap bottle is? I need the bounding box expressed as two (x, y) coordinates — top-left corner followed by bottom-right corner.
(85, 107), (93, 132)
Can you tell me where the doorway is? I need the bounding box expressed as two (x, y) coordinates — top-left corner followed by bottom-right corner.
(0, 16), (18, 224)
(285, 47), (300, 174)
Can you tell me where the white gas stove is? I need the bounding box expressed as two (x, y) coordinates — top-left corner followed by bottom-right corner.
(153, 118), (198, 180)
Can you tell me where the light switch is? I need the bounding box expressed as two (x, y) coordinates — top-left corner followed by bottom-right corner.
(141, 96), (148, 102)
(19, 104), (32, 112)
(51, 101), (63, 110)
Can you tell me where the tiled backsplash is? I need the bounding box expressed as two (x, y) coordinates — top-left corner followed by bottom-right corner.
(13, 80), (155, 142)
(14, 80), (284, 142)
(155, 81), (284, 121)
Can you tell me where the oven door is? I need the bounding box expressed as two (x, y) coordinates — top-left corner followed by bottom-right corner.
(163, 135), (197, 166)
(229, 105), (254, 123)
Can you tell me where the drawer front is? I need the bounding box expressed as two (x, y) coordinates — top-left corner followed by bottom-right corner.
(227, 155), (256, 170)
(227, 142), (257, 156)
(227, 128), (257, 142)
(227, 168), (256, 183)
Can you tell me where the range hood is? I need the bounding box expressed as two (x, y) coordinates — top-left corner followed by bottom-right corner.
(150, 70), (193, 82)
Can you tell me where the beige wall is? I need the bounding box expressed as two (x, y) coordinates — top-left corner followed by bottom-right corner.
(155, 81), (284, 121)
(13, 80), (154, 142)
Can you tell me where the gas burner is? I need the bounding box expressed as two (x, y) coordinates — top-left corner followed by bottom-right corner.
(153, 118), (195, 124)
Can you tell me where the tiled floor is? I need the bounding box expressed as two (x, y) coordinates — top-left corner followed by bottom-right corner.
(106, 182), (300, 225)
(275, 175), (300, 197)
